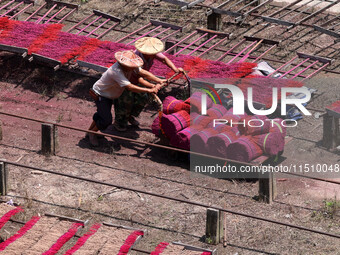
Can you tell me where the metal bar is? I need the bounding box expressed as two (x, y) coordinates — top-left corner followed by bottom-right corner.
(126, 25), (162, 45)
(216, 0), (234, 9)
(152, 27), (171, 38)
(303, 62), (330, 80)
(87, 18), (110, 37)
(278, 0), (313, 19)
(238, 39), (263, 62)
(236, 0), (259, 12)
(57, 8), (76, 24)
(44, 5), (67, 24)
(279, 58), (310, 78)
(66, 13), (95, 33)
(174, 32), (208, 56)
(3, 160), (340, 239)
(242, 0), (273, 17)
(0, 111), (257, 166)
(25, 2), (47, 21)
(320, 12), (340, 27)
(287, 0), (323, 22)
(0, 0), (15, 12)
(160, 28), (181, 41)
(187, 34), (217, 56)
(0, 1), (23, 17)
(36, 4), (57, 24)
(216, 38), (246, 61)
(197, 37), (228, 58)
(268, 0), (304, 17)
(227, 40), (257, 64)
(291, 60), (319, 79)
(76, 15), (102, 35)
(10, 2), (33, 19)
(267, 56), (298, 77)
(164, 30), (198, 53)
(296, 0), (340, 25)
(96, 22), (119, 39)
(227, 0), (245, 11)
(115, 23), (152, 43)
(252, 44), (276, 62)
(330, 20), (340, 29)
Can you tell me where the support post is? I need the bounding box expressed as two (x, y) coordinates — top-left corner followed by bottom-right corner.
(41, 123), (58, 155)
(207, 12), (221, 31)
(259, 171), (276, 203)
(0, 162), (8, 196)
(0, 120), (2, 141)
(323, 115), (339, 150)
(165, 41), (177, 55)
(205, 208), (224, 244)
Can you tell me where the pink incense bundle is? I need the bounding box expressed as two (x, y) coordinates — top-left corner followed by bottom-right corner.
(226, 136), (263, 162)
(151, 115), (163, 137)
(207, 127), (239, 157)
(170, 126), (201, 150)
(191, 113), (213, 128)
(163, 96), (190, 114)
(270, 118), (286, 138)
(206, 121), (240, 136)
(220, 109), (248, 126)
(185, 91), (213, 113)
(161, 110), (191, 137)
(191, 128), (219, 154)
(207, 104), (228, 118)
(239, 115), (270, 136)
(251, 132), (284, 156)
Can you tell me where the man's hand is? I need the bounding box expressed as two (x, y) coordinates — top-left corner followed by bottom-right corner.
(155, 84), (162, 91)
(177, 67), (184, 73)
(160, 79), (167, 86)
(149, 87), (159, 94)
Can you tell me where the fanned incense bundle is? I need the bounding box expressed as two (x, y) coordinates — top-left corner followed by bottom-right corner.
(163, 96), (190, 114)
(186, 91), (213, 113)
(226, 136), (263, 162)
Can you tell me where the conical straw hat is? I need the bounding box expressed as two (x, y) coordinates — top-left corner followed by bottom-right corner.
(135, 37), (164, 55)
(114, 50), (143, 68)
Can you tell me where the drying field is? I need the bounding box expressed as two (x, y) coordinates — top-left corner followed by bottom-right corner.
(0, 0), (340, 254)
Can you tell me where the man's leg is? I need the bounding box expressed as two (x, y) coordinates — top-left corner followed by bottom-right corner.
(90, 97), (113, 146)
(130, 92), (150, 125)
(113, 89), (134, 130)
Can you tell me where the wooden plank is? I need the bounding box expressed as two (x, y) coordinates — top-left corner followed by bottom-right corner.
(0, 44), (27, 55)
(262, 16), (295, 26)
(150, 19), (183, 31)
(31, 53), (61, 67)
(93, 9), (121, 22)
(297, 52), (333, 64)
(77, 60), (108, 73)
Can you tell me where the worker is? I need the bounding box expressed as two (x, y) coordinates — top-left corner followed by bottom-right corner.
(88, 50), (164, 146)
(113, 37), (184, 130)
